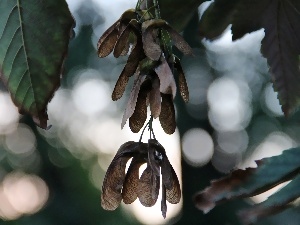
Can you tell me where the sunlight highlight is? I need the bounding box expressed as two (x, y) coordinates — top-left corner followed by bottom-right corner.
(0, 172), (49, 220)
(182, 128), (214, 167)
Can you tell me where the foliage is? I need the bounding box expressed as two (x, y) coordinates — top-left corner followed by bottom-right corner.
(0, 0), (74, 128)
(0, 0), (300, 224)
(194, 148), (300, 224)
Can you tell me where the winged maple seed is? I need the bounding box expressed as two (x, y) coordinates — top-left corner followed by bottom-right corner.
(101, 139), (181, 218)
(97, 9), (192, 134)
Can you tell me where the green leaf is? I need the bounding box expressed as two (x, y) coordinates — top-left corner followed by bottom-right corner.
(0, 0), (74, 128)
(260, 0), (300, 115)
(239, 175), (300, 225)
(231, 0), (300, 115)
(194, 147), (300, 213)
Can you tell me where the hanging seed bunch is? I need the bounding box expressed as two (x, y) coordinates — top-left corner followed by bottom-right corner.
(97, 2), (192, 135)
(101, 138), (181, 218)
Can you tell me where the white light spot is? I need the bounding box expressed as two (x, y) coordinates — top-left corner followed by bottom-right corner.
(207, 78), (252, 131)
(240, 132), (296, 169)
(0, 172), (49, 220)
(48, 89), (74, 124)
(0, 92), (19, 134)
(212, 147), (241, 173)
(263, 83), (283, 116)
(251, 181), (290, 204)
(72, 79), (111, 116)
(212, 130), (249, 172)
(182, 128), (214, 167)
(5, 124), (36, 155)
(84, 119), (129, 155)
(216, 130), (249, 154)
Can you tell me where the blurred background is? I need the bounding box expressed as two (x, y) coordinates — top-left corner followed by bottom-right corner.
(0, 0), (300, 224)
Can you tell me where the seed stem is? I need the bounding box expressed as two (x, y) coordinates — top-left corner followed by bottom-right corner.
(153, 0), (161, 19)
(139, 116), (156, 142)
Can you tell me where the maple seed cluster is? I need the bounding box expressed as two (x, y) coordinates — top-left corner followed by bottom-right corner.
(97, 9), (192, 134)
(101, 139), (181, 218)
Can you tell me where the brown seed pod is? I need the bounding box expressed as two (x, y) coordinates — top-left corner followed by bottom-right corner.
(166, 165), (181, 204)
(165, 25), (193, 55)
(149, 76), (161, 118)
(159, 94), (176, 134)
(148, 143), (161, 176)
(160, 155), (173, 190)
(138, 166), (160, 207)
(154, 57), (177, 98)
(101, 141), (138, 210)
(122, 157), (146, 204)
(112, 48), (143, 102)
(97, 9), (137, 58)
(114, 24), (132, 58)
(141, 18), (193, 60)
(121, 74), (146, 128)
(142, 21), (162, 61)
(98, 27), (119, 58)
(174, 56), (189, 102)
(112, 70), (130, 101)
(129, 79), (152, 133)
(161, 185), (167, 218)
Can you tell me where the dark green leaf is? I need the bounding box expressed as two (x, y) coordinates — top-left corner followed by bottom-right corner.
(239, 175), (300, 225)
(194, 148), (300, 213)
(0, 0), (74, 128)
(231, 0), (300, 115)
(259, 0), (300, 115)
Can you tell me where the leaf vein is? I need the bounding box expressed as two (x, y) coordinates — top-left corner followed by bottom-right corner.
(2, 27), (21, 72)
(0, 5), (17, 41)
(6, 45), (24, 84)
(16, 0), (37, 112)
(19, 85), (31, 109)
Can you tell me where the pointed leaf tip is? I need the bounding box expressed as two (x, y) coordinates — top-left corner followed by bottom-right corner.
(0, 0), (74, 129)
